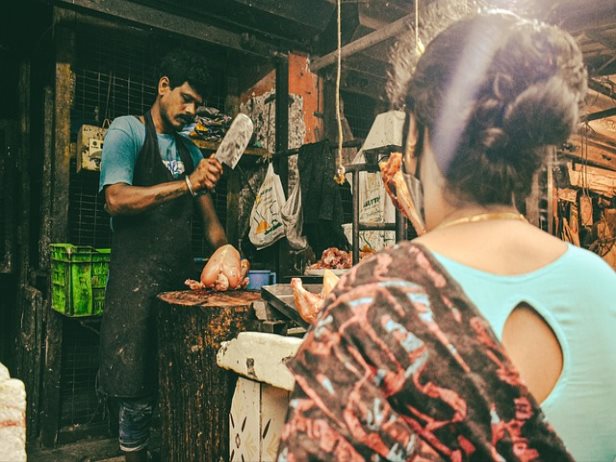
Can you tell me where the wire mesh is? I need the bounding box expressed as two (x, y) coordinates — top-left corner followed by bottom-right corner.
(59, 320), (104, 427)
(69, 165), (111, 249)
(341, 90), (377, 139)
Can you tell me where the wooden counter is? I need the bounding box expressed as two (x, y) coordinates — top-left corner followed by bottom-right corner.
(157, 289), (261, 462)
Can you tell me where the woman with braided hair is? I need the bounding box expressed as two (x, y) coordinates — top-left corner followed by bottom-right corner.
(277, 12), (616, 462)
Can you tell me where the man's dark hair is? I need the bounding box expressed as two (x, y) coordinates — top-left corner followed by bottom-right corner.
(158, 49), (210, 98)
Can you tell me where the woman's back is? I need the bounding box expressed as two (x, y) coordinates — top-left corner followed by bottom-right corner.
(419, 222), (616, 460)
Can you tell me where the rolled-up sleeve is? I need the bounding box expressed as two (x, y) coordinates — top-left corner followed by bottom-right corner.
(99, 119), (139, 192)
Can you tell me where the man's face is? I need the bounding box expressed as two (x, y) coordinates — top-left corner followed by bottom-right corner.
(158, 78), (203, 131)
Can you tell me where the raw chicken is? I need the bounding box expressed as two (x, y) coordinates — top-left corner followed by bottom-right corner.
(308, 247), (352, 270)
(185, 244), (250, 291)
(379, 152), (426, 235)
(291, 269), (340, 324)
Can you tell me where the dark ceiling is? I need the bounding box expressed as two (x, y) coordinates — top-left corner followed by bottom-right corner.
(50, 0), (616, 87)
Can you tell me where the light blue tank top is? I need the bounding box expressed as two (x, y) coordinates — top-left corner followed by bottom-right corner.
(433, 244), (616, 461)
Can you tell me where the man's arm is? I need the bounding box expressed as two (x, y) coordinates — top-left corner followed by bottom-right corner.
(105, 157), (223, 216)
(196, 193), (228, 249)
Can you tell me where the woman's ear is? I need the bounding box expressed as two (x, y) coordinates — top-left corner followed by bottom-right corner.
(403, 112), (420, 176)
(158, 76), (171, 97)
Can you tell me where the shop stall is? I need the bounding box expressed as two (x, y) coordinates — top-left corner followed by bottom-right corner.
(1, 0), (615, 460)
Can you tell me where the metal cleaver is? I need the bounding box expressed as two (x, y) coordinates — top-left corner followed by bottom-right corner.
(213, 113), (254, 170)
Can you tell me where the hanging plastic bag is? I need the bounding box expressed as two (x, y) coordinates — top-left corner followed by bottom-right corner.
(249, 163), (286, 249)
(281, 177), (308, 250)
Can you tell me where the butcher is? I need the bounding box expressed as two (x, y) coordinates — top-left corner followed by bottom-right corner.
(97, 50), (243, 462)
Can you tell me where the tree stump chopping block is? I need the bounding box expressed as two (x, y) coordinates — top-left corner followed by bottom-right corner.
(157, 289), (261, 462)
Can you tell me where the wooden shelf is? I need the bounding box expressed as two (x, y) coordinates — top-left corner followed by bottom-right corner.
(192, 138), (270, 157)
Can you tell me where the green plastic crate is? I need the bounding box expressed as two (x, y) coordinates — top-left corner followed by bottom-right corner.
(51, 244), (111, 317)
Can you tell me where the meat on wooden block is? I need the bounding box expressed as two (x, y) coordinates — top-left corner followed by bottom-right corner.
(185, 244), (250, 291)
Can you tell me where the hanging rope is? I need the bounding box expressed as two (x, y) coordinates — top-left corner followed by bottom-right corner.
(334, 0), (346, 185)
(414, 0), (425, 57)
(415, 0), (420, 54)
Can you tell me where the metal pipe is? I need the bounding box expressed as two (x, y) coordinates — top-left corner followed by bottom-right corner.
(344, 163), (380, 173)
(359, 222), (396, 231)
(352, 170), (360, 265)
(581, 106), (616, 122)
(275, 55), (290, 279)
(272, 139), (363, 159)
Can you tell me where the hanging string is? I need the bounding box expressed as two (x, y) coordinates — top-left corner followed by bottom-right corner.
(415, 0), (419, 54)
(414, 0), (425, 56)
(334, 0), (345, 185)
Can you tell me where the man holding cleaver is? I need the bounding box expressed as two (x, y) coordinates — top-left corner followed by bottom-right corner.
(98, 50), (232, 462)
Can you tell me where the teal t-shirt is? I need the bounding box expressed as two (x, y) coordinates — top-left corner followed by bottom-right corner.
(433, 244), (616, 461)
(99, 115), (203, 192)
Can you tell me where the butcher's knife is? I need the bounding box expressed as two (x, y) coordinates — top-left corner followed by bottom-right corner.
(214, 113), (254, 170)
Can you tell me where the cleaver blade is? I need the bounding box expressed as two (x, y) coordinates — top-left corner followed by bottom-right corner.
(214, 113), (254, 170)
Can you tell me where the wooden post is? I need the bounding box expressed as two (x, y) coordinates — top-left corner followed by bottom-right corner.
(41, 23), (75, 448)
(12, 58), (47, 443)
(157, 290), (260, 462)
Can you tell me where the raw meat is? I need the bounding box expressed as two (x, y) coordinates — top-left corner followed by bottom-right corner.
(292, 269), (340, 324)
(307, 246), (376, 271)
(308, 247), (352, 270)
(379, 152), (426, 235)
(185, 245), (250, 291)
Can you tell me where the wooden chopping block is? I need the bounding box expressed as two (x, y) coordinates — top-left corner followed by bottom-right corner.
(157, 289), (261, 462)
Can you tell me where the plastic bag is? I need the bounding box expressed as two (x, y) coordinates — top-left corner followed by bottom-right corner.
(249, 163), (286, 249)
(281, 177), (308, 250)
(343, 150), (396, 251)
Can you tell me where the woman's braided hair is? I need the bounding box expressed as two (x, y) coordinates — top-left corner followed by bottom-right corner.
(393, 12), (587, 205)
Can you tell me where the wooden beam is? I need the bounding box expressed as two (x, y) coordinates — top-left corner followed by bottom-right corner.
(596, 55), (616, 74)
(14, 58), (45, 443)
(567, 161), (616, 197)
(340, 70), (386, 100)
(41, 24), (74, 448)
(55, 0), (275, 57)
(565, 135), (616, 171)
(230, 0), (333, 30)
(588, 79), (616, 99)
(582, 106), (616, 122)
(39, 86), (53, 270)
(0, 120), (16, 274)
(585, 30), (616, 50)
(311, 14), (411, 72)
(550, 0), (616, 33)
(343, 54), (388, 81)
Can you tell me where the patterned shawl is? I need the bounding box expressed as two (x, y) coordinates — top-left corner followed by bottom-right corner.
(277, 242), (572, 462)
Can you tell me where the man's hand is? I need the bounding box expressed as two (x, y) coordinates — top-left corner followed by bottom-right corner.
(189, 156), (223, 192)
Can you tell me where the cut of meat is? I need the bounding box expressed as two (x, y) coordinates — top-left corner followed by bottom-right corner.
(291, 270), (340, 324)
(291, 278), (323, 324)
(379, 152), (426, 235)
(185, 244), (250, 291)
(308, 247), (352, 270)
(321, 269), (339, 299)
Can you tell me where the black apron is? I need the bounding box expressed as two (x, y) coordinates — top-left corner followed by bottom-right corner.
(99, 111), (195, 398)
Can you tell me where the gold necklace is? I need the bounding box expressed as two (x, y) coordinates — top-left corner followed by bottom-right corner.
(434, 211), (528, 231)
